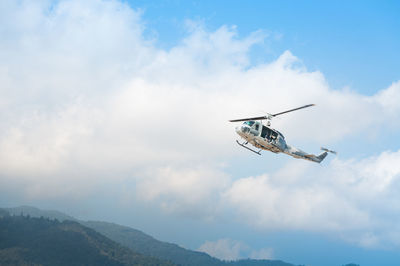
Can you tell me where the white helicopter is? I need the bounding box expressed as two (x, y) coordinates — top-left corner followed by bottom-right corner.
(229, 104), (336, 163)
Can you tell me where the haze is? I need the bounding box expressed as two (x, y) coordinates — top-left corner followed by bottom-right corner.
(1, 1), (400, 265)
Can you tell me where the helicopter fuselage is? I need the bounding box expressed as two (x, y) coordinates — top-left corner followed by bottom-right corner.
(230, 104), (335, 163)
(235, 121), (286, 153)
(235, 120), (330, 163)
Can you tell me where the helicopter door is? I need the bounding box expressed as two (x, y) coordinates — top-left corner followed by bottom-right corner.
(261, 125), (271, 139)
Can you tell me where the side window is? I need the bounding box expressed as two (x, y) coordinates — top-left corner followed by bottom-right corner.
(255, 124), (259, 131)
(261, 126), (269, 138)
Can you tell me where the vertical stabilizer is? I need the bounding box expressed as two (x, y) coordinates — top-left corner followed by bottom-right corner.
(315, 151), (328, 163)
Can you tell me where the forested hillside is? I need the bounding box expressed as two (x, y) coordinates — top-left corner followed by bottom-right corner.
(1, 207), (304, 266)
(85, 220), (298, 266)
(0, 214), (174, 266)
(3, 206), (300, 266)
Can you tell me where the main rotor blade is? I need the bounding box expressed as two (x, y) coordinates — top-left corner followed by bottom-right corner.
(272, 104), (315, 117)
(229, 116), (268, 122)
(229, 104), (315, 122)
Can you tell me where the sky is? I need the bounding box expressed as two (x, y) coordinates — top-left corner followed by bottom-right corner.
(1, 1), (400, 265)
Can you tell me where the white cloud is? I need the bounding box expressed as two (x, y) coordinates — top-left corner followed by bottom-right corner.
(223, 170), (371, 232)
(1, 0), (400, 250)
(198, 238), (249, 261)
(375, 81), (400, 118)
(223, 150), (400, 248)
(250, 247), (274, 260)
(198, 238), (274, 261)
(135, 166), (230, 219)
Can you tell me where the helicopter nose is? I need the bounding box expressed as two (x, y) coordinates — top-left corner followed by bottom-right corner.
(235, 126), (243, 135)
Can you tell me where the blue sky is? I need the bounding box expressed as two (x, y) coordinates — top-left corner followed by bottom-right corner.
(131, 0), (400, 94)
(1, 1), (400, 266)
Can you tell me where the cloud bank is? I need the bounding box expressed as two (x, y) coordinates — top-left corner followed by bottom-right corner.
(1, 0), (400, 250)
(198, 238), (274, 261)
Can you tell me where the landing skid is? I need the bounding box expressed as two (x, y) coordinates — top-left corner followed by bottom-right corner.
(236, 140), (261, 155)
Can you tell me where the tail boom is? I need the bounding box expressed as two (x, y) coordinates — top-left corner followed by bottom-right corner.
(285, 145), (335, 163)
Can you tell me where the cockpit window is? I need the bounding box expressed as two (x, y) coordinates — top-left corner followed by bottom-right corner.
(244, 121), (255, 126)
(241, 126), (250, 133)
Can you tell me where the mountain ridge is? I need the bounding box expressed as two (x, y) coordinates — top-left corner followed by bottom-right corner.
(0, 213), (175, 266)
(1, 206), (300, 266)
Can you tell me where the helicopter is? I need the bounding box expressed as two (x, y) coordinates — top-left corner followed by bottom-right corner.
(229, 104), (336, 163)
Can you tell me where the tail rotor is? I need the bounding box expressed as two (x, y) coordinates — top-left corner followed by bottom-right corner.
(321, 147), (337, 155)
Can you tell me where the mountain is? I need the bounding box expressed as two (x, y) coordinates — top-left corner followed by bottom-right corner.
(228, 261), (300, 266)
(84, 220), (297, 266)
(0, 214), (174, 266)
(5, 205), (77, 222)
(2, 206), (300, 266)
(83, 220), (224, 266)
